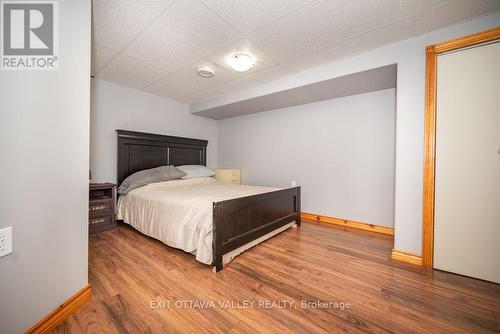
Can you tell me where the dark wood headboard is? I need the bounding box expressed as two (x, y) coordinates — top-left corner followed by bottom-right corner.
(116, 130), (207, 185)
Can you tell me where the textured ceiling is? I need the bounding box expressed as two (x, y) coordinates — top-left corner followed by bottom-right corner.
(92, 0), (500, 104)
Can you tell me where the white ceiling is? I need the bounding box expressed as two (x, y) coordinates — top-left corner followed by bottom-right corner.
(92, 0), (500, 104)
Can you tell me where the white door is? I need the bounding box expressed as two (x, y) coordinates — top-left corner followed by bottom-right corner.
(434, 41), (500, 284)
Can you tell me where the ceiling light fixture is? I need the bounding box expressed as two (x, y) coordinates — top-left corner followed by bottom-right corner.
(226, 53), (255, 72)
(198, 66), (215, 78)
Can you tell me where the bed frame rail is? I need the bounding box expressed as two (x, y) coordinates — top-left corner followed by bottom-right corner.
(212, 187), (301, 272)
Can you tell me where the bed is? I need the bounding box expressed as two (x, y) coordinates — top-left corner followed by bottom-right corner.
(115, 130), (301, 272)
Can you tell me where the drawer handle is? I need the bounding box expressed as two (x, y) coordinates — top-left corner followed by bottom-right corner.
(90, 205), (107, 211)
(90, 218), (106, 225)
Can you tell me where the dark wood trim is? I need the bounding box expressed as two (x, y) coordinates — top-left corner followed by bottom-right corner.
(116, 129), (208, 146)
(212, 187), (301, 272)
(212, 202), (224, 272)
(116, 129), (207, 186)
(25, 284), (92, 334)
(422, 27), (500, 268)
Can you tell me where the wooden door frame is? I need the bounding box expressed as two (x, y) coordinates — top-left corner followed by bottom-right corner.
(422, 27), (500, 268)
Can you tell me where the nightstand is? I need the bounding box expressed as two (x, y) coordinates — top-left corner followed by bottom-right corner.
(214, 169), (241, 185)
(89, 182), (116, 233)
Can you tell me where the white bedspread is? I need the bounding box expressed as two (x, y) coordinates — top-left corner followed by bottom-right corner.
(116, 177), (279, 265)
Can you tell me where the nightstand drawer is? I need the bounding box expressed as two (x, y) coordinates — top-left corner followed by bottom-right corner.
(214, 169), (241, 185)
(227, 176), (240, 184)
(89, 216), (110, 226)
(89, 199), (112, 218)
(88, 216), (114, 233)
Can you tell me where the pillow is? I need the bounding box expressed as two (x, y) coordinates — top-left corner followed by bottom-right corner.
(176, 165), (215, 179)
(118, 166), (186, 194)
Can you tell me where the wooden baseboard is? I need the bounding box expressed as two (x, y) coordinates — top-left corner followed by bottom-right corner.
(301, 212), (394, 236)
(26, 284), (92, 334)
(391, 249), (423, 266)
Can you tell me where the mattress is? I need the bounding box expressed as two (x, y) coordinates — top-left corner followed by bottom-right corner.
(116, 177), (280, 265)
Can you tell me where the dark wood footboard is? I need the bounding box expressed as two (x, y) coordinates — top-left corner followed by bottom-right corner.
(212, 187), (301, 272)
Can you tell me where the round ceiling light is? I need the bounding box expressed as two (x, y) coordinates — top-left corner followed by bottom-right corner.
(226, 53), (255, 72)
(198, 66), (215, 78)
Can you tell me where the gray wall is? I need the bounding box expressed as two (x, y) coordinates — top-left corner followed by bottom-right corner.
(90, 79), (218, 183)
(219, 89), (396, 228)
(197, 13), (500, 254)
(0, 1), (91, 333)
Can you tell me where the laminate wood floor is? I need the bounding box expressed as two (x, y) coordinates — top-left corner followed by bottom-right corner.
(53, 221), (500, 333)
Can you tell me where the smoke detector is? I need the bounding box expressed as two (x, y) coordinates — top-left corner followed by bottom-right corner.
(198, 66), (215, 78)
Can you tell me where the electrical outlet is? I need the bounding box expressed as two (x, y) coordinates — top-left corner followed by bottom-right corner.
(0, 226), (12, 258)
(291, 181), (297, 187)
